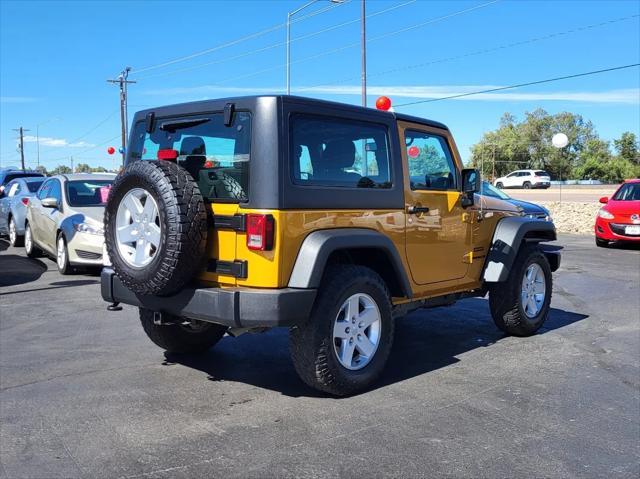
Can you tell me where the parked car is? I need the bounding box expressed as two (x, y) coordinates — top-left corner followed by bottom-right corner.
(0, 168), (44, 197)
(0, 177), (46, 246)
(100, 95), (560, 396)
(494, 170), (551, 189)
(480, 181), (551, 221)
(595, 178), (640, 247)
(24, 173), (115, 273)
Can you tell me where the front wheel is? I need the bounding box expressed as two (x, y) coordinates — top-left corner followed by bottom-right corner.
(289, 265), (394, 396)
(489, 245), (552, 337)
(139, 308), (227, 354)
(56, 234), (72, 275)
(496, 182), (504, 189)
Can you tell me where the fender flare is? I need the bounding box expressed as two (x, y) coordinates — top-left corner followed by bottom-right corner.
(288, 228), (413, 298)
(483, 216), (558, 283)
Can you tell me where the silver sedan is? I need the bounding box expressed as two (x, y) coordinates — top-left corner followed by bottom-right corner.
(0, 177), (46, 246)
(25, 173), (115, 274)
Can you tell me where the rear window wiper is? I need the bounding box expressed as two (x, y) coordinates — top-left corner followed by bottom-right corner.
(160, 118), (210, 132)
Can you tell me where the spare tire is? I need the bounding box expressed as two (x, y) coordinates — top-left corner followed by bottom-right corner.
(104, 160), (208, 296)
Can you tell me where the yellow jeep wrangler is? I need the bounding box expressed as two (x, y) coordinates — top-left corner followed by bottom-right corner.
(102, 96), (560, 396)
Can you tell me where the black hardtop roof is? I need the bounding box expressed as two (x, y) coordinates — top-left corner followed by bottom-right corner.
(134, 95), (449, 131)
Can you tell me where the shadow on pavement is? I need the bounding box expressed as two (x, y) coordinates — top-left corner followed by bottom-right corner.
(0, 255), (48, 288)
(165, 298), (589, 398)
(0, 238), (8, 252)
(0, 279), (100, 296)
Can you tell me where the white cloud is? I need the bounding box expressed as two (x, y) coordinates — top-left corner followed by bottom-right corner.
(0, 96), (38, 103)
(23, 136), (95, 148)
(143, 84), (640, 104)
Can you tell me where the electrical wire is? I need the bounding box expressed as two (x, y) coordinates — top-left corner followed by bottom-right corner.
(393, 64), (640, 107)
(131, 0), (352, 75)
(297, 13), (640, 91)
(40, 135), (121, 165)
(172, 0), (501, 87)
(133, 0), (418, 80)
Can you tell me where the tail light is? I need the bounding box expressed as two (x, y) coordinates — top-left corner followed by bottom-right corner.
(21, 198), (29, 206)
(157, 149), (179, 161)
(246, 214), (274, 251)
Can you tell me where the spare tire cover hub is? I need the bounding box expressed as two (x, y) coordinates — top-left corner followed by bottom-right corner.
(115, 188), (161, 267)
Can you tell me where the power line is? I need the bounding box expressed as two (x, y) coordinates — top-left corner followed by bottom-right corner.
(297, 13), (640, 91)
(67, 109), (119, 144)
(40, 134), (121, 165)
(131, 0), (352, 75)
(179, 0), (501, 87)
(134, 0), (418, 80)
(394, 63), (640, 107)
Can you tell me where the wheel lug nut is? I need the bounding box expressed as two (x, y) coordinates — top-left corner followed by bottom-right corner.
(357, 334), (362, 341)
(358, 321), (364, 328)
(345, 327), (350, 334)
(349, 338), (354, 344)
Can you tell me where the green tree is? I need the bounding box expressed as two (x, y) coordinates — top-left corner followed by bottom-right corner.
(75, 163), (92, 173)
(614, 132), (639, 164)
(35, 165), (48, 176)
(91, 166), (107, 173)
(51, 165), (72, 175)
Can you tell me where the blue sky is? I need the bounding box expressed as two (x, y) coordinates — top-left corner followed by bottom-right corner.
(1, 0), (638, 171)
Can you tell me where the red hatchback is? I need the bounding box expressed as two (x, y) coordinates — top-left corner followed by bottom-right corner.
(595, 179), (640, 247)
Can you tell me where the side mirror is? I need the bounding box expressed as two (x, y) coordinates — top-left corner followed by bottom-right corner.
(461, 169), (481, 208)
(599, 196), (608, 204)
(41, 197), (59, 209)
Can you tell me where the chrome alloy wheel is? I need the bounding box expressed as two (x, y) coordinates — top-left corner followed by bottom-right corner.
(521, 263), (546, 318)
(332, 293), (382, 370)
(57, 236), (67, 270)
(115, 188), (161, 267)
(9, 218), (17, 245)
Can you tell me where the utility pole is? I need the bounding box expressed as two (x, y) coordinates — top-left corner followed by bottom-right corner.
(361, 0), (367, 107)
(108, 67), (135, 165)
(70, 156), (74, 172)
(12, 127), (30, 172)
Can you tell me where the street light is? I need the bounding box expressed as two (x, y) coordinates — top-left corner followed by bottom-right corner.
(35, 117), (61, 168)
(286, 0), (344, 96)
(552, 133), (569, 205)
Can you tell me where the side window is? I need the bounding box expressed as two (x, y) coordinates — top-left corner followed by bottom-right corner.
(507, 172), (517, 178)
(37, 180), (52, 199)
(404, 130), (457, 190)
(291, 114), (392, 189)
(48, 180), (62, 201)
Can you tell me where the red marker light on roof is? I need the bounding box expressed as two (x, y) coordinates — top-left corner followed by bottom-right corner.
(157, 149), (179, 161)
(375, 96), (392, 111)
(107, 146), (116, 155)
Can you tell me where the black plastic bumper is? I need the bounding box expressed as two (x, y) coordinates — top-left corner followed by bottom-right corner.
(101, 268), (317, 328)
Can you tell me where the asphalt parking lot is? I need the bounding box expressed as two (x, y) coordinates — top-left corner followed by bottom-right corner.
(1, 234), (639, 478)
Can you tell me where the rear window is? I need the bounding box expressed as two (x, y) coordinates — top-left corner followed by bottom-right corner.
(534, 171), (550, 176)
(129, 111), (251, 202)
(66, 180), (113, 207)
(26, 181), (44, 193)
(291, 114), (391, 189)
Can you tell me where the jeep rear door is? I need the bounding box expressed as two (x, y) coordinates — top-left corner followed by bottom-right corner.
(399, 121), (470, 286)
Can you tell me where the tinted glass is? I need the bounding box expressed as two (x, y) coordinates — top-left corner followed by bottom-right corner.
(612, 182), (640, 201)
(26, 181), (44, 193)
(535, 171), (550, 177)
(49, 180), (62, 202)
(66, 180), (113, 206)
(481, 181), (510, 200)
(129, 112), (251, 202)
(291, 114), (391, 189)
(405, 130), (457, 190)
(6, 181), (19, 197)
(2, 172), (44, 185)
(37, 179), (53, 199)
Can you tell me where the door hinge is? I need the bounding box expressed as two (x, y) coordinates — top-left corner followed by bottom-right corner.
(207, 259), (248, 279)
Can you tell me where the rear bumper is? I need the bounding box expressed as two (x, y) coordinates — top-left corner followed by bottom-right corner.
(101, 268), (317, 328)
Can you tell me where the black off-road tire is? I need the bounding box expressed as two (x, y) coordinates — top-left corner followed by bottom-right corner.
(139, 308), (227, 354)
(24, 222), (41, 258)
(595, 237), (609, 248)
(220, 173), (246, 201)
(489, 245), (552, 337)
(289, 265), (394, 396)
(496, 182), (504, 189)
(104, 160), (207, 296)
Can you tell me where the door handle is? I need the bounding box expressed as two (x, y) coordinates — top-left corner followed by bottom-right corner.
(406, 205), (429, 214)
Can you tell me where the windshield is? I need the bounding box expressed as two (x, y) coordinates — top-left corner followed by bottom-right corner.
(481, 181), (510, 200)
(129, 111), (251, 202)
(612, 182), (640, 201)
(66, 180), (113, 207)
